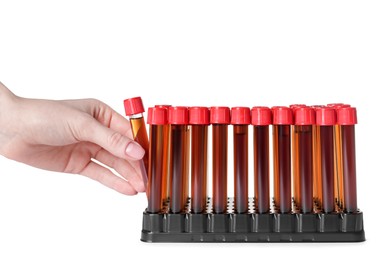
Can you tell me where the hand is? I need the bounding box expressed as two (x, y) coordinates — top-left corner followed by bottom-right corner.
(0, 82), (146, 195)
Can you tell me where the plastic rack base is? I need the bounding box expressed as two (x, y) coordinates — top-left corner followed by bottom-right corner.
(140, 198), (365, 243)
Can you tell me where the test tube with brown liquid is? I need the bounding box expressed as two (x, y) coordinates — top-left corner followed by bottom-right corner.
(155, 105), (171, 205)
(316, 107), (336, 213)
(251, 107), (272, 213)
(310, 105), (324, 209)
(146, 107), (167, 213)
(124, 97), (149, 187)
(290, 104), (307, 210)
(272, 107), (293, 213)
(210, 107), (230, 214)
(189, 107), (210, 213)
(293, 107), (315, 213)
(337, 107), (358, 213)
(231, 107), (251, 214)
(328, 103), (350, 209)
(168, 107), (190, 213)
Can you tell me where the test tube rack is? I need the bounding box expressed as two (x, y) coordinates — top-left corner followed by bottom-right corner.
(141, 198), (364, 242)
(123, 100), (365, 243)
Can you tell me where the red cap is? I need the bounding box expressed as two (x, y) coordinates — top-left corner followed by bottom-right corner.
(231, 107), (251, 125)
(294, 107), (315, 125)
(189, 107), (210, 125)
(155, 105), (172, 108)
(251, 107), (272, 125)
(210, 107), (230, 124)
(147, 107), (167, 125)
(272, 106), (293, 125)
(124, 97), (145, 116)
(289, 104), (307, 111)
(168, 106), (189, 124)
(337, 107), (357, 125)
(316, 107), (336, 126)
(327, 103), (351, 109)
(310, 105), (325, 110)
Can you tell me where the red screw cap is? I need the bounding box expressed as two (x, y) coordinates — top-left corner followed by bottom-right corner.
(316, 107), (336, 126)
(189, 107), (210, 125)
(272, 106), (293, 125)
(124, 97), (145, 116)
(210, 107), (230, 124)
(168, 106), (189, 124)
(327, 103), (351, 109)
(231, 107), (251, 125)
(337, 107), (357, 125)
(147, 107), (167, 125)
(294, 107), (315, 125)
(289, 104), (307, 111)
(251, 107), (272, 126)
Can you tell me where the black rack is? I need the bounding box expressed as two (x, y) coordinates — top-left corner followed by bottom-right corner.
(141, 198), (365, 242)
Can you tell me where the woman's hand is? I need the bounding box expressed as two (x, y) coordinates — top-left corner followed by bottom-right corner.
(0, 82), (145, 195)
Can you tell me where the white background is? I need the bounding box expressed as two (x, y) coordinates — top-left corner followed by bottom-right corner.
(1, 0), (390, 259)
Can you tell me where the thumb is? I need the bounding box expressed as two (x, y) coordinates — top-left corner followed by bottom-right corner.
(81, 119), (145, 160)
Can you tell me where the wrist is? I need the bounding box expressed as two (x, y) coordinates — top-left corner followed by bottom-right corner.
(0, 83), (21, 153)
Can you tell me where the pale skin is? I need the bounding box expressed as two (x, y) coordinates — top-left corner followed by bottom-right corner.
(0, 82), (145, 195)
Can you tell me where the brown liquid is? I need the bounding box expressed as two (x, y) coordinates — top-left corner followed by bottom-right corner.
(212, 125), (228, 213)
(233, 125), (249, 213)
(130, 116), (149, 186)
(191, 125), (208, 213)
(312, 125), (322, 206)
(334, 125), (345, 209)
(147, 125), (164, 213)
(292, 126), (301, 209)
(160, 125), (170, 202)
(273, 125), (291, 213)
(169, 125), (189, 213)
(254, 126), (270, 213)
(341, 125), (357, 213)
(295, 125), (313, 213)
(320, 126), (335, 213)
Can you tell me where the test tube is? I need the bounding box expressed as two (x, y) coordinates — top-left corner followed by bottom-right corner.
(210, 107), (230, 214)
(290, 104), (307, 210)
(337, 107), (358, 213)
(231, 107), (251, 214)
(293, 107), (315, 213)
(328, 103), (350, 209)
(124, 97), (149, 186)
(272, 107), (293, 213)
(251, 107), (272, 213)
(189, 107), (210, 213)
(155, 105), (171, 205)
(146, 107), (167, 213)
(168, 107), (190, 213)
(316, 107), (336, 213)
(310, 105), (324, 208)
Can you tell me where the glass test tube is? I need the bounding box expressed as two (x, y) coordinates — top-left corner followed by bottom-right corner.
(310, 105), (323, 208)
(210, 107), (230, 214)
(293, 107), (315, 213)
(316, 107), (336, 213)
(155, 105), (171, 204)
(231, 107), (251, 214)
(272, 107), (293, 213)
(124, 97), (149, 186)
(337, 107), (358, 213)
(290, 104), (307, 210)
(189, 107), (210, 213)
(168, 107), (190, 213)
(328, 103), (350, 209)
(251, 107), (272, 213)
(146, 107), (167, 213)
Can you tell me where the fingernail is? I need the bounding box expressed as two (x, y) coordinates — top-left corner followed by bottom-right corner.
(125, 142), (145, 160)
